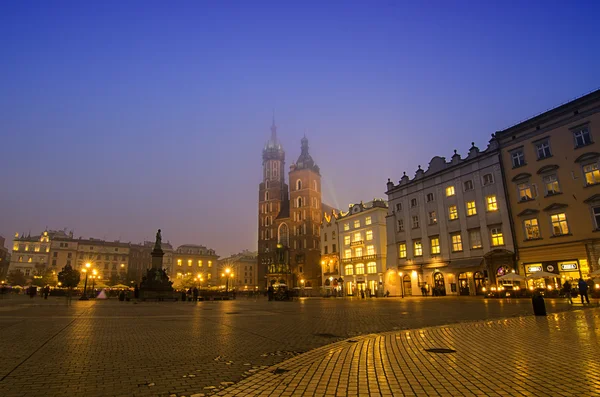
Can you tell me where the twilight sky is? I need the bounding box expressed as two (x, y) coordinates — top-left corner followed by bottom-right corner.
(1, 1), (599, 256)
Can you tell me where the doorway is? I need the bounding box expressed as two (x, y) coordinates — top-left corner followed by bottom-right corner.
(458, 273), (470, 295)
(433, 272), (446, 296)
(403, 275), (412, 296)
(473, 271), (485, 295)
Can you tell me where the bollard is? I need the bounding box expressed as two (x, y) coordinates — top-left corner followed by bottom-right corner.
(532, 293), (546, 316)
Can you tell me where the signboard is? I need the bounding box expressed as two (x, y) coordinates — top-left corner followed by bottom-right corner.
(526, 265), (543, 273)
(560, 263), (578, 271)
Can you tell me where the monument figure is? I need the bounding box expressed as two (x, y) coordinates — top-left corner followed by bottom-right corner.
(139, 228), (174, 300)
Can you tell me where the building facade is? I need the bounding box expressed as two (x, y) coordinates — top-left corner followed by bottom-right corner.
(257, 120), (326, 289)
(172, 244), (219, 288)
(218, 250), (259, 291)
(386, 141), (515, 296)
(0, 236), (10, 282)
(338, 200), (389, 297)
(496, 89), (600, 282)
(9, 230), (54, 278)
(320, 210), (341, 293)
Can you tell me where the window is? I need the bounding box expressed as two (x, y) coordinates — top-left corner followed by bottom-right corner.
(177, 259), (182, 266)
(397, 219), (404, 231)
(469, 229), (482, 249)
(324, 233), (328, 242)
(414, 240), (423, 256)
(366, 230), (373, 240)
(344, 223), (350, 231)
(451, 233), (463, 252)
(313, 180), (317, 191)
(524, 219), (540, 239)
(449, 205), (458, 220)
(344, 235), (351, 245)
(446, 186), (455, 196)
(574, 127), (592, 147)
(486, 195), (498, 211)
(345, 264), (354, 275)
(355, 247), (363, 257)
(345, 249), (352, 259)
(396, 203), (402, 211)
(511, 149), (525, 168)
(208, 261), (212, 267)
(410, 198), (417, 208)
(412, 216), (419, 228)
(428, 211), (437, 225)
(551, 213), (569, 236)
(543, 174), (560, 195)
(365, 216), (372, 225)
(354, 232), (362, 242)
(426, 193), (434, 202)
(593, 207), (600, 230)
(399, 243), (407, 258)
(466, 201), (477, 216)
(297, 197), (302, 208)
(517, 183), (533, 201)
(490, 228), (504, 246)
(265, 192), (269, 201)
(464, 180), (473, 191)
(355, 263), (365, 274)
(296, 180), (302, 190)
(430, 237), (440, 255)
(354, 220), (360, 228)
(367, 262), (377, 274)
(584, 163), (600, 186)
(198, 260), (203, 267)
(366, 245), (375, 255)
(536, 140), (552, 159)
(483, 174), (494, 185)
(188, 259), (192, 267)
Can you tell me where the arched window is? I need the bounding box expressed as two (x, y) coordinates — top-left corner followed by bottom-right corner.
(313, 180), (317, 191)
(265, 191), (269, 201)
(278, 223), (289, 247)
(297, 197), (303, 208)
(265, 180), (269, 189)
(297, 179), (302, 190)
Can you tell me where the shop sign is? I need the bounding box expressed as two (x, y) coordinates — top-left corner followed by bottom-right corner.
(526, 265), (543, 273)
(560, 263), (578, 271)
(356, 276), (365, 282)
(546, 265), (555, 272)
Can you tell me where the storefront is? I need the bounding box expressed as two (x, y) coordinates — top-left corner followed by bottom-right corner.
(523, 261), (582, 288)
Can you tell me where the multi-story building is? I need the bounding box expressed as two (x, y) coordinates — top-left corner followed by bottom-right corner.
(9, 230), (54, 278)
(0, 236), (10, 282)
(338, 200), (389, 297)
(218, 250), (259, 291)
(128, 241), (173, 284)
(75, 239), (131, 283)
(257, 119), (330, 289)
(496, 89), (600, 282)
(320, 210), (341, 293)
(386, 140), (515, 296)
(172, 244), (219, 287)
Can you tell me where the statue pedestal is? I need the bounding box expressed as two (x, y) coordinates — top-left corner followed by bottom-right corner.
(139, 245), (175, 301)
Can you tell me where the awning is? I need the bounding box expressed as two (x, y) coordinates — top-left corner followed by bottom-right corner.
(448, 258), (483, 270)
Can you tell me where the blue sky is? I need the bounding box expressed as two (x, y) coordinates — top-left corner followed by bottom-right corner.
(1, 0), (599, 255)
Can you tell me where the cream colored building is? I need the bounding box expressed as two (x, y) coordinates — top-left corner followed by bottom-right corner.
(76, 239), (130, 282)
(9, 230), (58, 278)
(338, 200), (388, 297)
(218, 250), (259, 291)
(173, 244), (219, 287)
(320, 210), (341, 293)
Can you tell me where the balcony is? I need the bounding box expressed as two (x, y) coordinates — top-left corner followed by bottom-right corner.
(341, 254), (378, 264)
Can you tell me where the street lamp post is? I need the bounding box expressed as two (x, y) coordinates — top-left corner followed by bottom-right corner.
(80, 263), (91, 300)
(224, 268), (234, 293)
(90, 269), (98, 298)
(398, 271), (404, 298)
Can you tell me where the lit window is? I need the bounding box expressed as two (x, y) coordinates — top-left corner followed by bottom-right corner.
(430, 237), (440, 255)
(345, 249), (352, 259)
(344, 223), (350, 231)
(551, 213), (569, 236)
(188, 259), (192, 267)
(583, 163), (600, 186)
(470, 230), (482, 249)
(486, 195), (498, 211)
(517, 183), (533, 201)
(208, 274), (211, 279)
(543, 174), (560, 195)
(412, 216), (419, 228)
(367, 262), (377, 274)
(365, 216), (372, 225)
(25, 245), (29, 251)
(208, 261), (212, 267)
(464, 180), (473, 191)
(354, 220), (360, 228)
(354, 232), (362, 242)
(511, 149), (525, 167)
(536, 140), (552, 159)
(355, 263), (365, 274)
(355, 247), (363, 257)
(345, 264), (354, 275)
(198, 260), (203, 267)
(428, 211), (437, 225)
(367, 245), (375, 255)
(574, 127), (591, 147)
(451, 234), (463, 252)
(466, 201), (477, 216)
(524, 219), (540, 239)
(366, 230), (373, 241)
(344, 235), (351, 245)
(483, 174), (494, 185)
(27, 257), (32, 263)
(426, 193), (434, 202)
(13, 244), (18, 251)
(177, 259), (182, 266)
(18, 256), (23, 262)
(490, 228), (504, 246)
(446, 186), (455, 196)
(449, 205), (458, 220)
(410, 198), (417, 207)
(399, 243), (407, 258)
(414, 240), (423, 256)
(397, 219), (404, 231)
(593, 207), (600, 230)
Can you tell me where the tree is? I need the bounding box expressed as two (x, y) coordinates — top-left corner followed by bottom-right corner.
(58, 264), (80, 303)
(32, 269), (57, 287)
(109, 272), (127, 286)
(7, 269), (27, 286)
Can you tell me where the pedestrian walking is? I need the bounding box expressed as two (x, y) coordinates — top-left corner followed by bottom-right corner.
(181, 290), (186, 302)
(267, 285), (274, 301)
(578, 278), (590, 304)
(134, 284), (139, 299)
(43, 285), (50, 300)
(562, 280), (573, 304)
(421, 286), (426, 296)
(360, 289), (365, 299)
(193, 287), (199, 302)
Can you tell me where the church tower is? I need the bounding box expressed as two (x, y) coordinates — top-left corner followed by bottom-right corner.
(288, 136), (322, 288)
(257, 118), (288, 285)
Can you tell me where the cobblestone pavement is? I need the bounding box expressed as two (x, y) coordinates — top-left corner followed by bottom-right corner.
(0, 295), (595, 396)
(217, 308), (600, 397)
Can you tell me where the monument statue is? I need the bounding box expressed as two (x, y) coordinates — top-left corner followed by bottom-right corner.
(155, 229), (162, 250)
(139, 228), (174, 300)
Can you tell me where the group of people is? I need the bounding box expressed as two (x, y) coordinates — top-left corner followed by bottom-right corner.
(25, 285), (51, 299)
(562, 278), (594, 304)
